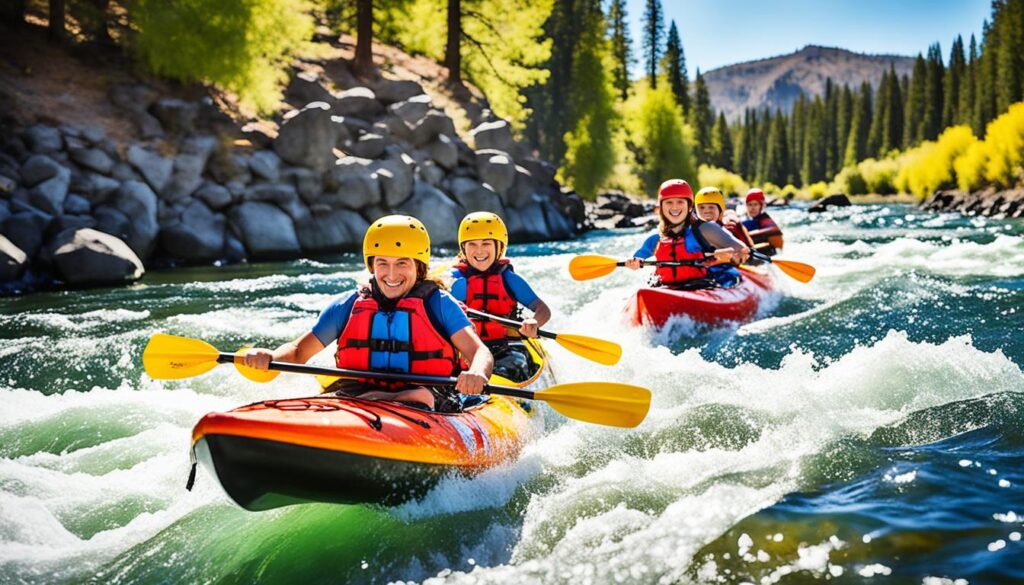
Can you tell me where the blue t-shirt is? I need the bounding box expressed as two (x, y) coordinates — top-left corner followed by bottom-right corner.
(632, 232), (661, 259)
(312, 287), (472, 346)
(448, 267), (540, 310)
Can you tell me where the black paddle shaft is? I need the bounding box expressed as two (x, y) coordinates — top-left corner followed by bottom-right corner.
(464, 308), (558, 341)
(615, 257), (710, 268)
(215, 353), (535, 400)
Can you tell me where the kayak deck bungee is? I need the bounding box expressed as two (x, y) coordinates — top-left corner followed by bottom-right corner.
(191, 338), (552, 511)
(624, 267), (775, 327)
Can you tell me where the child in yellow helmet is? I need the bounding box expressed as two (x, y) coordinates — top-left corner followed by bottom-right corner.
(448, 212), (551, 383)
(242, 215), (493, 411)
(695, 186), (757, 249)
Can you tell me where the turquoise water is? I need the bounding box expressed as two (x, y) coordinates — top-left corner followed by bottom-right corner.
(1, 203), (1022, 584)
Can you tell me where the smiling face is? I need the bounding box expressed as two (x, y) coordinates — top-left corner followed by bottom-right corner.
(697, 203), (722, 222)
(463, 239), (499, 271)
(371, 256), (418, 299)
(659, 198), (691, 226)
(747, 200), (764, 217)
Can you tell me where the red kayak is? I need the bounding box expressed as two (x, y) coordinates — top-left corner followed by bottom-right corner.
(624, 267), (775, 327)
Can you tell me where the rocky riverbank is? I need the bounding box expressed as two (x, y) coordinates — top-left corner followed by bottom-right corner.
(0, 60), (585, 293)
(920, 188), (1024, 218)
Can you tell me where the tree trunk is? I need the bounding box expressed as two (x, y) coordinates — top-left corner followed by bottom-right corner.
(89, 0), (112, 44)
(48, 0), (65, 42)
(354, 0), (374, 77)
(444, 0), (462, 85)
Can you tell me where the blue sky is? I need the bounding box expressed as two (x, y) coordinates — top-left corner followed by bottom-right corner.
(626, 0), (993, 77)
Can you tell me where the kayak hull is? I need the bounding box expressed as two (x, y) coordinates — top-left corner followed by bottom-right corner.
(624, 268), (775, 327)
(192, 338), (552, 510)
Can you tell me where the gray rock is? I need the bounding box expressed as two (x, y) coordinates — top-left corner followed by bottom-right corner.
(93, 206), (131, 242)
(180, 135), (219, 162)
(109, 83), (158, 112)
(21, 155), (63, 187)
(81, 127), (106, 144)
(505, 165), (536, 208)
(281, 167), (322, 204)
(80, 173), (120, 205)
(333, 87), (383, 118)
(507, 201), (550, 241)
(449, 178), (505, 216)
(808, 193), (852, 213)
(194, 182), (232, 210)
(410, 110), (456, 147)
(54, 214), (98, 233)
(151, 99), (198, 135)
(70, 148), (115, 175)
(63, 194), (91, 215)
(0, 234), (27, 281)
(379, 115), (414, 142)
(0, 152), (20, 182)
(0, 201), (9, 224)
(347, 133), (386, 159)
(424, 134), (458, 170)
(127, 145), (173, 193)
(274, 102), (338, 172)
(0, 175), (14, 195)
(286, 71), (335, 106)
(221, 233), (247, 263)
(49, 228), (145, 285)
(373, 153), (415, 207)
(225, 180), (246, 200)
(471, 120), (514, 152)
(244, 183), (299, 205)
(161, 153), (206, 202)
(159, 200), (226, 262)
(520, 157), (556, 187)
(295, 208), (366, 252)
(241, 126), (275, 149)
(249, 150), (282, 182)
(228, 201), (301, 258)
(2, 209), (51, 259)
(476, 150), (515, 194)
(418, 160), (445, 187)
(29, 166), (71, 215)
(26, 125), (63, 154)
(111, 162), (139, 182)
(541, 198), (574, 239)
(372, 79), (424, 104)
(108, 180), (159, 259)
(334, 115), (374, 136)
(207, 150), (251, 184)
(388, 94), (432, 125)
(323, 156), (381, 210)
(395, 181), (461, 246)
(59, 125), (82, 139)
(132, 111), (165, 140)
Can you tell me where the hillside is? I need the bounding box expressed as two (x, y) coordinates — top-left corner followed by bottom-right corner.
(704, 45), (915, 121)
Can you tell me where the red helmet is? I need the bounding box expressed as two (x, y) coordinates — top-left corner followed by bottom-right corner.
(658, 179), (693, 203)
(745, 188), (766, 204)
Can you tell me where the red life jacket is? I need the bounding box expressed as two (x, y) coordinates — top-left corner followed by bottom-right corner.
(455, 259), (518, 341)
(335, 280), (461, 386)
(723, 220), (755, 247)
(654, 225), (709, 285)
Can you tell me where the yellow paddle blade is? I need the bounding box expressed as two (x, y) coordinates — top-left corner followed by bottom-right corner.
(142, 333), (220, 380)
(317, 374), (343, 392)
(233, 347), (280, 383)
(772, 259), (816, 283)
(568, 254), (619, 281)
(554, 333), (622, 366)
(534, 382), (651, 428)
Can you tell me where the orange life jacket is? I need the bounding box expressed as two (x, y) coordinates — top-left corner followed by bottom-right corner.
(654, 225), (708, 285)
(454, 259), (519, 341)
(335, 280), (461, 385)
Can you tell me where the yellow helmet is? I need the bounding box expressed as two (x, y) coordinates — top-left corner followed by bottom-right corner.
(458, 212), (508, 254)
(695, 186), (725, 212)
(362, 215), (431, 272)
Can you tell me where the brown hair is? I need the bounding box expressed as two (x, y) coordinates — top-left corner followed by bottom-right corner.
(657, 199), (697, 236)
(416, 260), (450, 290)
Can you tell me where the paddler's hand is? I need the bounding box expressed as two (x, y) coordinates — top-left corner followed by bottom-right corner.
(624, 258), (643, 270)
(242, 348), (274, 370)
(518, 317), (539, 338)
(455, 370), (487, 395)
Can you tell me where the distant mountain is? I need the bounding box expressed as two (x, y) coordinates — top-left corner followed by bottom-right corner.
(703, 45), (915, 122)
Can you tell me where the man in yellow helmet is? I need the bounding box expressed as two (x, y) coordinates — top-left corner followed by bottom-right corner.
(448, 212), (551, 382)
(243, 215), (493, 411)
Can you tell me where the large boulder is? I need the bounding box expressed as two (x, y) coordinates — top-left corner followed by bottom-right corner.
(248, 150), (282, 182)
(424, 134), (458, 170)
(207, 150), (251, 184)
(504, 165), (536, 209)
(285, 71), (335, 107)
(323, 156), (382, 210)
(29, 166), (71, 215)
(159, 200), (226, 262)
(372, 152), (415, 207)
(49, 228), (144, 285)
(274, 102), (339, 172)
(63, 194), (91, 215)
(295, 208), (367, 252)
(244, 183), (300, 206)
(388, 94), (432, 125)
(448, 178), (505, 216)
(475, 150), (515, 194)
(808, 193), (851, 212)
(127, 145), (173, 193)
(0, 234), (27, 282)
(470, 120), (514, 152)
(372, 79), (425, 104)
(541, 198), (575, 240)
(0, 174), (15, 195)
(151, 99), (198, 135)
(520, 157), (557, 187)
(20, 155), (63, 186)
(409, 110), (456, 147)
(92, 206), (132, 243)
(506, 200), (551, 241)
(281, 167), (323, 204)
(69, 147), (115, 175)
(108, 180), (159, 259)
(25, 125), (63, 154)
(161, 153), (206, 202)
(346, 133), (386, 159)
(228, 201), (301, 258)
(333, 87), (383, 118)
(2, 208), (51, 259)
(194, 182), (233, 210)
(395, 181), (461, 246)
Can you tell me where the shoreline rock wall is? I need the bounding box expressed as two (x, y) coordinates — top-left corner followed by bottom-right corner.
(920, 188), (1024, 219)
(0, 75), (586, 294)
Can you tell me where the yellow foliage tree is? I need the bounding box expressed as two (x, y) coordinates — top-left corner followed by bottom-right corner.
(697, 165), (749, 197)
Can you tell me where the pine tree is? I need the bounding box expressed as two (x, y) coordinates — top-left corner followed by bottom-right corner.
(754, 108), (771, 181)
(692, 69), (713, 164)
(710, 112), (733, 169)
(734, 108), (756, 179)
(823, 78), (839, 178)
(663, 20), (690, 116)
(524, 0), (576, 163)
(994, 0), (1024, 114)
(764, 110), (790, 186)
(961, 34), (978, 128)
(903, 53), (927, 146)
(943, 35), (965, 128)
(801, 97), (825, 184)
(882, 66), (905, 153)
(845, 81), (872, 165)
(789, 94), (807, 183)
(867, 69), (889, 157)
(642, 0), (664, 88)
(607, 0), (632, 101)
(975, 19), (998, 135)
(836, 84), (854, 165)
(921, 42), (945, 141)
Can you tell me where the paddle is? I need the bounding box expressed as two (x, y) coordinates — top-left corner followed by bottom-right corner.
(748, 250), (816, 283)
(568, 254), (708, 282)
(464, 308), (621, 366)
(142, 333), (651, 428)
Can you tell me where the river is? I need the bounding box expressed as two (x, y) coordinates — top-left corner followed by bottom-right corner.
(1, 203), (1022, 584)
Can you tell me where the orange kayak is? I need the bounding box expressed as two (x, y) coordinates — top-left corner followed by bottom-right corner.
(624, 267), (775, 327)
(191, 339), (551, 511)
